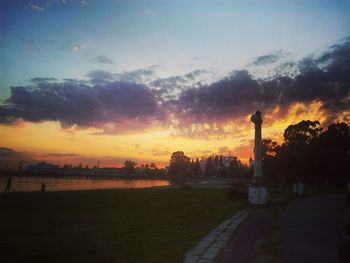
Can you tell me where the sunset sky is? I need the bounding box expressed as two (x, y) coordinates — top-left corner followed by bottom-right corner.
(1, 0), (350, 169)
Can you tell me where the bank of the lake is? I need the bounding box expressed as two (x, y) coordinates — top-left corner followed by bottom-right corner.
(0, 176), (171, 192)
(0, 188), (245, 263)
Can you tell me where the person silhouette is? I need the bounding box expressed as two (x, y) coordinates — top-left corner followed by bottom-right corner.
(4, 176), (12, 193)
(41, 183), (46, 192)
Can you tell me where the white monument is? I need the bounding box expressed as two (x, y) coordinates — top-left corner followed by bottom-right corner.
(248, 111), (269, 205)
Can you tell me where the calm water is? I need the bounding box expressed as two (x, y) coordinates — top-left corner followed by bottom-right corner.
(0, 176), (171, 192)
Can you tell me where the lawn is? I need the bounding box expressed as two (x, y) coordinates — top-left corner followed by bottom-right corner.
(0, 188), (245, 263)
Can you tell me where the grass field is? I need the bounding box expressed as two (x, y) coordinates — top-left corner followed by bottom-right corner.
(0, 188), (245, 263)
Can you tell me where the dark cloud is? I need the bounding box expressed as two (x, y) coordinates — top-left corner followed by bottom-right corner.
(151, 69), (216, 100)
(273, 61), (299, 78)
(92, 56), (115, 65)
(176, 70), (261, 122)
(31, 77), (58, 83)
(87, 70), (116, 85)
(117, 68), (156, 83)
(284, 40), (350, 116)
(87, 67), (157, 85)
(251, 51), (284, 66)
(1, 38), (349, 135)
(184, 69), (213, 79)
(45, 152), (80, 157)
(87, 66), (212, 93)
(0, 147), (33, 169)
(175, 39), (350, 126)
(0, 147), (29, 159)
(0, 80), (164, 133)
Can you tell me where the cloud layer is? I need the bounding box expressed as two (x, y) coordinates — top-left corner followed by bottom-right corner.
(0, 147), (29, 159)
(175, 39), (350, 126)
(92, 56), (115, 65)
(0, 81), (163, 133)
(1, 38), (349, 135)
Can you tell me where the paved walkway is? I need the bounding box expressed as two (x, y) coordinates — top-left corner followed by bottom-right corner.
(215, 194), (350, 263)
(282, 194), (350, 263)
(183, 209), (252, 263)
(214, 208), (271, 263)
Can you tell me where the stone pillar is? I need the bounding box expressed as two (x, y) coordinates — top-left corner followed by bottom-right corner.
(251, 111), (263, 183)
(248, 111), (269, 205)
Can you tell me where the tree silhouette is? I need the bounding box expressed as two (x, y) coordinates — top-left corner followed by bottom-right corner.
(218, 155), (225, 177)
(213, 155), (219, 175)
(124, 160), (137, 174)
(194, 158), (201, 176)
(205, 156), (215, 177)
(284, 120), (322, 146)
(168, 151), (191, 177)
(262, 138), (281, 184)
(262, 120), (350, 187)
(283, 120), (323, 182)
(227, 158), (239, 177)
(317, 122), (350, 186)
(262, 139), (278, 159)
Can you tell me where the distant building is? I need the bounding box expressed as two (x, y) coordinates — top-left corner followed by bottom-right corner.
(223, 156), (237, 168)
(26, 162), (60, 173)
(199, 158), (207, 174)
(198, 155), (242, 174)
(24, 160), (129, 177)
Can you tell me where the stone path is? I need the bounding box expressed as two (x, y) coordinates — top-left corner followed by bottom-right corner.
(214, 208), (272, 263)
(215, 193), (350, 263)
(281, 194), (350, 263)
(183, 209), (252, 263)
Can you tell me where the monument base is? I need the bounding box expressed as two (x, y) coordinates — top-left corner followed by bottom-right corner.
(248, 184), (269, 205)
(293, 183), (305, 195)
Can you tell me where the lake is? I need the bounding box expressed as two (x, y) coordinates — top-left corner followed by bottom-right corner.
(0, 176), (172, 192)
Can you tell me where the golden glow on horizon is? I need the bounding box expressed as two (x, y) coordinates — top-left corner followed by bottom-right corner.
(263, 101), (327, 141)
(0, 100), (344, 168)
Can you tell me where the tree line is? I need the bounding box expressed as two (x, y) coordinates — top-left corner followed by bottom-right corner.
(263, 121), (349, 187)
(167, 151), (248, 183)
(123, 160), (165, 177)
(167, 120), (349, 187)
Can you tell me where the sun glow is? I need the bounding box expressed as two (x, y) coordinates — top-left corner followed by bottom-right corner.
(0, 99), (332, 169)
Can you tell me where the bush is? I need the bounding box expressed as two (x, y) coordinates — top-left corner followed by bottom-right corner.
(227, 187), (248, 200)
(183, 181), (194, 190)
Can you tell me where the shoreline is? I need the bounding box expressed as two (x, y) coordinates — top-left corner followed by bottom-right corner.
(0, 173), (169, 180)
(0, 176), (173, 193)
(0, 176), (237, 193)
(0, 184), (177, 194)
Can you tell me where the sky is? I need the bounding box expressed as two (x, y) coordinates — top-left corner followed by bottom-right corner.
(1, 0), (350, 169)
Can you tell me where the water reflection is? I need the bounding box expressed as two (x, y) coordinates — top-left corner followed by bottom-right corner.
(0, 176), (171, 192)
